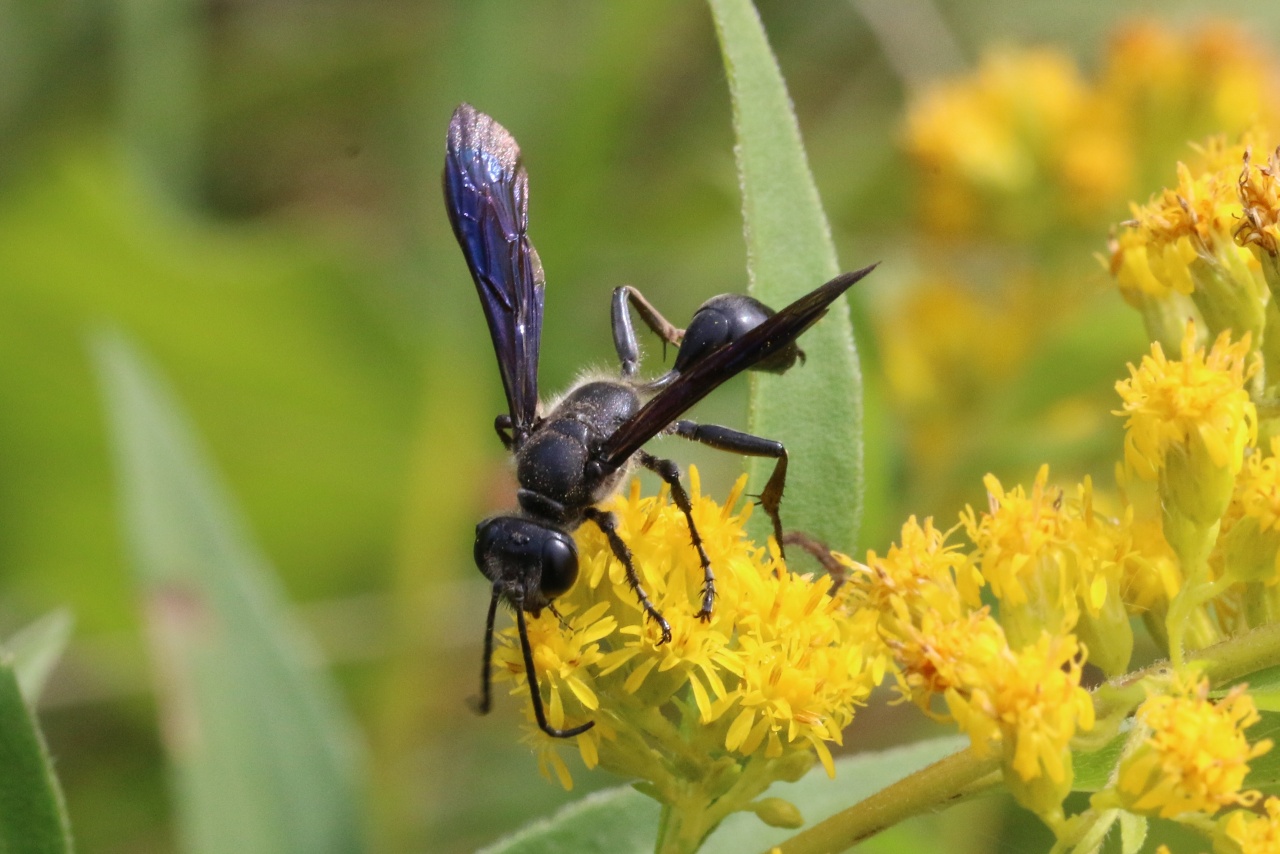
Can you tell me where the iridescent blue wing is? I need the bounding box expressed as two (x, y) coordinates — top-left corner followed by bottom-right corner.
(444, 104), (545, 442)
(597, 265), (877, 471)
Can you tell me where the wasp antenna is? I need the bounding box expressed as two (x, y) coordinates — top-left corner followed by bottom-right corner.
(514, 605), (594, 738)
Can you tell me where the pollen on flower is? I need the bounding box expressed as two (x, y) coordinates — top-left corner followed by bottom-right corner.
(1117, 676), (1271, 819)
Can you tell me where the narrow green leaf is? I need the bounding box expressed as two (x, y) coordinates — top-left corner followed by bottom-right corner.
(477, 737), (968, 854)
(0, 658), (74, 854)
(1118, 811), (1148, 854)
(93, 331), (366, 854)
(476, 787), (659, 854)
(4, 609), (73, 704)
(708, 0), (865, 554)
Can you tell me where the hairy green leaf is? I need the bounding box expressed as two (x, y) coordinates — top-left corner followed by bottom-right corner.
(0, 658), (73, 854)
(708, 0), (866, 554)
(94, 332), (365, 854)
(4, 609), (73, 704)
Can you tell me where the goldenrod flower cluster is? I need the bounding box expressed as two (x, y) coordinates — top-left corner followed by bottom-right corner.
(858, 77), (1280, 844)
(1114, 675), (1269, 819)
(882, 20), (1280, 533)
(491, 471), (884, 850)
(904, 21), (1280, 238)
(1062, 124), (1280, 848)
(844, 480), (1104, 825)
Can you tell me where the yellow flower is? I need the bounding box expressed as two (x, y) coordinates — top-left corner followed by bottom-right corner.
(1115, 324), (1257, 662)
(1101, 21), (1280, 135)
(1107, 133), (1271, 349)
(852, 515), (979, 623)
(493, 470), (884, 841)
(1117, 676), (1270, 819)
(961, 465), (1079, 645)
(1223, 796), (1280, 854)
(948, 631), (1093, 821)
(1115, 323), (1256, 509)
(1237, 144), (1280, 258)
(1218, 438), (1280, 586)
(858, 507), (1094, 822)
(903, 46), (1128, 234)
(492, 598), (615, 739)
(1062, 477), (1138, 676)
(887, 607), (1002, 717)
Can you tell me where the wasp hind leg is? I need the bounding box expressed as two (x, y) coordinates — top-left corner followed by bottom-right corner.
(611, 286), (685, 380)
(670, 419), (789, 557)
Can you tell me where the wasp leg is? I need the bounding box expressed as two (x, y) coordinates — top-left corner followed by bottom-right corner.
(493, 414), (516, 450)
(583, 506), (673, 644)
(637, 452), (716, 621)
(612, 285), (685, 379)
(781, 531), (851, 592)
(670, 419), (789, 556)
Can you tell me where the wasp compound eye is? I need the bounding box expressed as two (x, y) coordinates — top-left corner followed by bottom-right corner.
(540, 533), (578, 599)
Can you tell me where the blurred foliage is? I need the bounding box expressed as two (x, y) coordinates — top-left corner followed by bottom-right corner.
(2, 1), (1280, 852)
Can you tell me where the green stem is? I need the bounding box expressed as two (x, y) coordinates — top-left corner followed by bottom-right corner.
(1196, 620), (1280, 685)
(766, 747), (1001, 854)
(1164, 516), (1221, 668)
(654, 785), (715, 854)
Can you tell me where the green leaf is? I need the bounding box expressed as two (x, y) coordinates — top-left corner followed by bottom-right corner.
(476, 787), (660, 854)
(1244, 710), (1280, 791)
(0, 657), (74, 854)
(1226, 664), (1280, 712)
(477, 736), (968, 854)
(3, 609), (73, 704)
(1071, 728), (1129, 793)
(93, 331), (366, 854)
(1118, 811), (1148, 854)
(708, 0), (866, 554)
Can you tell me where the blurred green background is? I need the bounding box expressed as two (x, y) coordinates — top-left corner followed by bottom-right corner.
(5, 1), (1280, 852)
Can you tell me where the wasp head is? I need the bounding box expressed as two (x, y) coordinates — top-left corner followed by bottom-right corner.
(473, 515), (579, 611)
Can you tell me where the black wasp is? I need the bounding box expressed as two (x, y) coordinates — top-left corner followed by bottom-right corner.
(445, 103), (874, 738)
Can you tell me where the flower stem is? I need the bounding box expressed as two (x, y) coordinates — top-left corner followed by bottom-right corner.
(653, 790), (713, 854)
(765, 747), (1001, 854)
